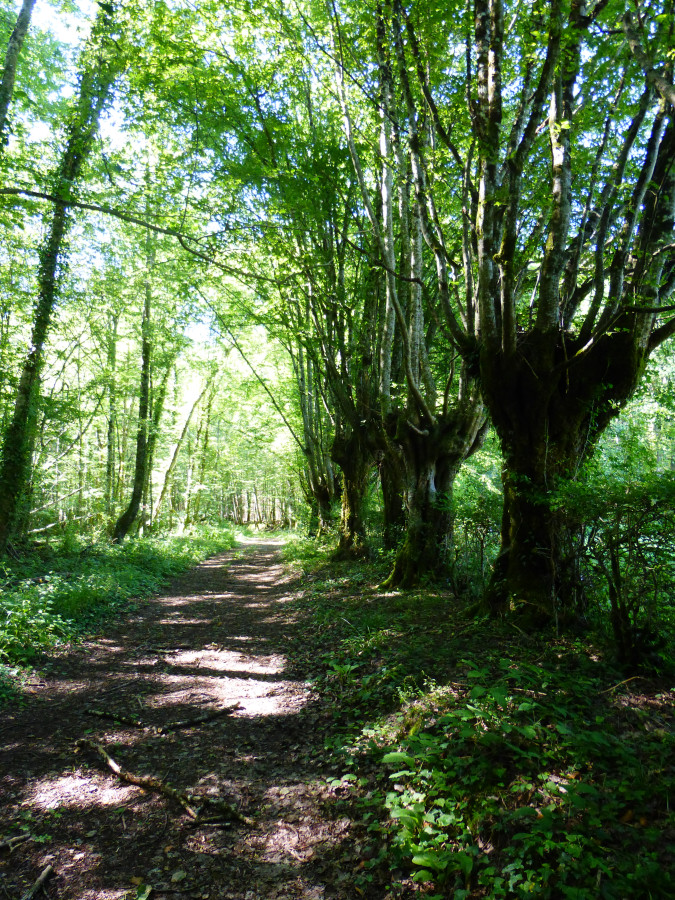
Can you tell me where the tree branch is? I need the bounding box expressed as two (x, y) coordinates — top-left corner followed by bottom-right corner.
(622, 11), (675, 110)
(0, 187), (278, 285)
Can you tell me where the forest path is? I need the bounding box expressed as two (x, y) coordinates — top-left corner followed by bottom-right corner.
(0, 540), (354, 900)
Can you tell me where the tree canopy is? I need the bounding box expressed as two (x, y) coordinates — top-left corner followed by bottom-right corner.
(0, 0), (673, 650)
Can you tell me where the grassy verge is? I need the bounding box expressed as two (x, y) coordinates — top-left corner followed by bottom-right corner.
(0, 525), (237, 695)
(284, 540), (675, 899)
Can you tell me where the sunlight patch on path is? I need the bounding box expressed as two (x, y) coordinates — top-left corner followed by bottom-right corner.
(28, 773), (137, 810)
(166, 648), (284, 674)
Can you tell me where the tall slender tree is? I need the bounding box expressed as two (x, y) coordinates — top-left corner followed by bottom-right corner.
(0, 0), (123, 551)
(0, 0), (37, 149)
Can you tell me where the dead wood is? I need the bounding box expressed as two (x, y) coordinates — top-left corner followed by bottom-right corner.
(75, 739), (254, 826)
(156, 703), (241, 734)
(19, 864), (53, 900)
(0, 833), (31, 851)
(84, 703), (240, 734)
(85, 708), (145, 728)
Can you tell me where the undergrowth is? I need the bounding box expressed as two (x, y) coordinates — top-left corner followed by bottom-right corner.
(285, 540), (675, 899)
(0, 526), (237, 689)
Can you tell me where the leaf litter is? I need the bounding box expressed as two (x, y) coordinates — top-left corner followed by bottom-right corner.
(0, 539), (367, 900)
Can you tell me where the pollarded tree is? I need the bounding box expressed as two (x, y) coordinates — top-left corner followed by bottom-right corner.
(329, 1), (488, 585)
(398, 0), (675, 619)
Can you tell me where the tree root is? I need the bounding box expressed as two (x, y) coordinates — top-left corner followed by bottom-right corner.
(85, 703), (241, 734)
(19, 864), (54, 900)
(75, 739), (254, 826)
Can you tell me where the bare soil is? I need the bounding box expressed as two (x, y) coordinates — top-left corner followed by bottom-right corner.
(0, 539), (359, 900)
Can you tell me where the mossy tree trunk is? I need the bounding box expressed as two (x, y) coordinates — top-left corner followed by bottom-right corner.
(383, 391), (487, 589)
(0, 6), (120, 552)
(332, 428), (372, 558)
(484, 323), (675, 623)
(380, 454), (406, 550)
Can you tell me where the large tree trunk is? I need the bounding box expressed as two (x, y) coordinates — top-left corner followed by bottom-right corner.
(383, 401), (487, 589)
(332, 429), (372, 559)
(379, 454), (406, 550)
(0, 13), (119, 552)
(483, 326), (659, 623)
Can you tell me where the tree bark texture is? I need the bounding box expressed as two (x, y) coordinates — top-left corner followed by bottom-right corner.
(379, 453), (406, 550)
(383, 386), (487, 588)
(332, 428), (372, 558)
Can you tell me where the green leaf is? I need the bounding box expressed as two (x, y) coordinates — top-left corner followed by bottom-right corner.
(382, 751), (416, 767)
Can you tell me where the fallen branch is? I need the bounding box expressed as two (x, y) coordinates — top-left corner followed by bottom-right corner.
(85, 708), (145, 729)
(0, 833), (31, 851)
(600, 676), (644, 694)
(75, 739), (253, 826)
(19, 864), (54, 900)
(85, 703), (240, 734)
(157, 704), (241, 734)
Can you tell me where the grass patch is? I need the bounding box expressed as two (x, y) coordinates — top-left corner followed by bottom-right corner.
(286, 544), (675, 899)
(0, 525), (237, 671)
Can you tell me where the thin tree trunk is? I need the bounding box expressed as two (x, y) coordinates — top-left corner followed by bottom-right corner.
(112, 277), (152, 543)
(104, 313), (119, 522)
(139, 361), (172, 532)
(0, 0), (37, 148)
(0, 8), (120, 552)
(185, 388), (213, 527)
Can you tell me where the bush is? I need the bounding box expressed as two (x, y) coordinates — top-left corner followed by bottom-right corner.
(557, 470), (675, 668)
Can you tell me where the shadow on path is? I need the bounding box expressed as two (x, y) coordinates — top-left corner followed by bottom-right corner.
(0, 539), (357, 900)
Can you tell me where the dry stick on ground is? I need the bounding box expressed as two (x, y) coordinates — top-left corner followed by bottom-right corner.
(19, 864), (54, 900)
(0, 833), (31, 851)
(75, 739), (254, 827)
(85, 703), (241, 734)
(85, 708), (145, 729)
(156, 704), (241, 734)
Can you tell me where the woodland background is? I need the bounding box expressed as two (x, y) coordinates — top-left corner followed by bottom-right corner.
(0, 0), (674, 665)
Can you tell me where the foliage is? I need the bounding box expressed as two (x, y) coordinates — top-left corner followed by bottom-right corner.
(449, 438), (503, 598)
(557, 467), (675, 668)
(286, 547), (675, 899)
(0, 525), (236, 669)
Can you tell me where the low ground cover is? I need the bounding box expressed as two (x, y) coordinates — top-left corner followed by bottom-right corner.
(0, 526), (237, 694)
(284, 539), (675, 899)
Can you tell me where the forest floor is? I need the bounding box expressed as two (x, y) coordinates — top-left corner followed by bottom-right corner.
(2, 537), (675, 900)
(0, 538), (364, 900)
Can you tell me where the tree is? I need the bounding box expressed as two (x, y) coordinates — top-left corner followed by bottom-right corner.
(392, 0), (675, 619)
(0, 0), (123, 551)
(0, 0), (37, 148)
(328, 0), (488, 584)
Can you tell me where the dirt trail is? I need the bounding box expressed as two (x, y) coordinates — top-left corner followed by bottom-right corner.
(0, 539), (355, 900)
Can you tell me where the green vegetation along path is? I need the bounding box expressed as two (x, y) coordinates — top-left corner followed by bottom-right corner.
(0, 540), (355, 900)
